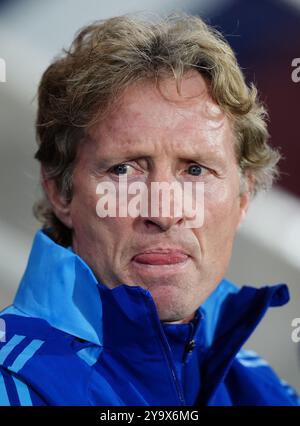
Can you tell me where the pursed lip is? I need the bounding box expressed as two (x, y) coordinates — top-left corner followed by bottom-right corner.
(132, 248), (190, 266)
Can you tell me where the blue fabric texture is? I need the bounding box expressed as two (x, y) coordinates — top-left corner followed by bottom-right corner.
(0, 229), (299, 406)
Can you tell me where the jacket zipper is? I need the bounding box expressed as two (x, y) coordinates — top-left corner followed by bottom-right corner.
(146, 297), (186, 406)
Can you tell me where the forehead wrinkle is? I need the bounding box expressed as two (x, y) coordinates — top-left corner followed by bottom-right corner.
(86, 114), (233, 165)
(97, 105), (229, 146)
(89, 76), (228, 141)
(85, 73), (234, 162)
(101, 86), (223, 134)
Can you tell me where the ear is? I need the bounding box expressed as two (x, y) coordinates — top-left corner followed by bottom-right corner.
(237, 171), (254, 228)
(42, 167), (73, 229)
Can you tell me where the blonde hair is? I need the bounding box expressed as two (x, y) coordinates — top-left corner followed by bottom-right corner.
(34, 13), (280, 246)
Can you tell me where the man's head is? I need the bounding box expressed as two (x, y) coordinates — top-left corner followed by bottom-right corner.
(34, 13), (280, 322)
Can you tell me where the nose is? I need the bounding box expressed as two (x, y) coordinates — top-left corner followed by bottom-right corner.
(141, 169), (185, 232)
(143, 216), (184, 232)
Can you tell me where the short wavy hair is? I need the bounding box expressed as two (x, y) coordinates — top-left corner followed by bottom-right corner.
(34, 13), (280, 246)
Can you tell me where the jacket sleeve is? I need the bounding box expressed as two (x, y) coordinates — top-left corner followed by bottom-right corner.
(233, 349), (300, 406)
(0, 367), (46, 406)
(277, 378), (300, 406)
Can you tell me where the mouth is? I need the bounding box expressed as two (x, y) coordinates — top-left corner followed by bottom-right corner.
(132, 250), (189, 265)
(131, 249), (191, 276)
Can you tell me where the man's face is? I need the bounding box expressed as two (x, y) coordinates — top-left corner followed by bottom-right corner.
(53, 71), (250, 323)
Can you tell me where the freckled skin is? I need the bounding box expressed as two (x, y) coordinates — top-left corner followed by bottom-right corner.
(46, 71), (251, 323)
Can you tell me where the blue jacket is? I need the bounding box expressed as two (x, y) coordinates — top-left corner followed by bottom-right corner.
(0, 230), (299, 406)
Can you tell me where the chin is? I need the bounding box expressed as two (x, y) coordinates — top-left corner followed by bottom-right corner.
(147, 283), (197, 322)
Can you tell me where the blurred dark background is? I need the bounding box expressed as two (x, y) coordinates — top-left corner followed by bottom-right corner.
(192, 0), (300, 198)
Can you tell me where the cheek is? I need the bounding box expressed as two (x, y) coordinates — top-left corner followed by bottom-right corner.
(193, 183), (240, 274)
(202, 180), (241, 232)
(71, 196), (98, 240)
(205, 181), (229, 204)
(101, 216), (134, 235)
(71, 171), (135, 236)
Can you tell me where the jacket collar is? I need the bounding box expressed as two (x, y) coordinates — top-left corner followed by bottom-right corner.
(14, 230), (102, 345)
(14, 230), (289, 358)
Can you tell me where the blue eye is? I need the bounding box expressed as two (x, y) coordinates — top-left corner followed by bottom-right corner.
(111, 164), (131, 175)
(188, 164), (203, 176)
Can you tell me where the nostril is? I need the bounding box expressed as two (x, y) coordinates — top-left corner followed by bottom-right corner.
(144, 218), (173, 232)
(144, 219), (166, 231)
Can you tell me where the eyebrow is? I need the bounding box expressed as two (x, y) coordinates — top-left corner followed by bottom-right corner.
(94, 151), (227, 172)
(95, 154), (150, 168)
(91, 132), (229, 166)
(180, 151), (227, 165)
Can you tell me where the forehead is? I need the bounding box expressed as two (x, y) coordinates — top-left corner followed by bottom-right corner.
(86, 71), (235, 159)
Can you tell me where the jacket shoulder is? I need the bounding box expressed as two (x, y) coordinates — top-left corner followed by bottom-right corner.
(0, 308), (54, 406)
(0, 308), (97, 406)
(227, 349), (300, 406)
(0, 306), (62, 342)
